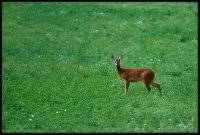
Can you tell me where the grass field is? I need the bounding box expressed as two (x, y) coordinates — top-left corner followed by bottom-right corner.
(2, 2), (198, 133)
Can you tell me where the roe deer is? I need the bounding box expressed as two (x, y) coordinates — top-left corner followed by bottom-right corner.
(111, 54), (162, 95)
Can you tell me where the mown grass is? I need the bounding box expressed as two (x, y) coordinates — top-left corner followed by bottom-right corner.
(2, 2), (198, 133)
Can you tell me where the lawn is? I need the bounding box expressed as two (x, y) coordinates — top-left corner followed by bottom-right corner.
(2, 2), (198, 133)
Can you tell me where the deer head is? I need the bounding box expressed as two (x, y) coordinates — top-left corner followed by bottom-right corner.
(111, 54), (123, 66)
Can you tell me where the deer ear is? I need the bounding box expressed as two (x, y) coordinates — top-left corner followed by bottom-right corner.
(119, 55), (123, 59)
(111, 54), (114, 59)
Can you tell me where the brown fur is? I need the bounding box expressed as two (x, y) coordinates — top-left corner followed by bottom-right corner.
(112, 55), (162, 95)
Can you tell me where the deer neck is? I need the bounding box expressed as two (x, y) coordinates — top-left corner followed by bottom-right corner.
(116, 65), (124, 74)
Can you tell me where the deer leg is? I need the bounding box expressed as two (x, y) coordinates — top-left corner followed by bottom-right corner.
(124, 81), (130, 94)
(143, 81), (151, 93)
(150, 82), (162, 95)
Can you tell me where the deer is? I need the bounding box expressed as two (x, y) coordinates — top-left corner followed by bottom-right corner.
(111, 54), (162, 95)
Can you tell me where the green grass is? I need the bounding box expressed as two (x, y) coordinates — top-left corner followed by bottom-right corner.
(2, 2), (198, 133)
